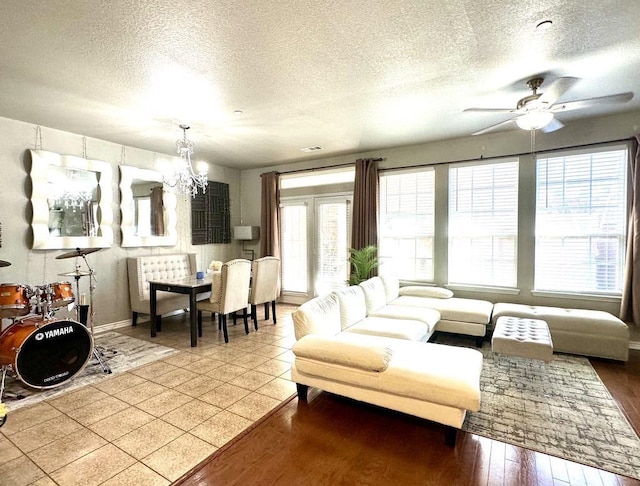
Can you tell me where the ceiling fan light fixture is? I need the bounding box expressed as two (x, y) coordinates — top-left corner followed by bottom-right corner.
(516, 111), (554, 130)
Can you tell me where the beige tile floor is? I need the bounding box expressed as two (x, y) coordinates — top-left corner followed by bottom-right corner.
(0, 304), (299, 486)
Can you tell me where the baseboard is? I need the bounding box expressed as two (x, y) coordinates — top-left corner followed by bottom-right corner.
(94, 319), (133, 334)
(629, 341), (640, 351)
(94, 309), (187, 335)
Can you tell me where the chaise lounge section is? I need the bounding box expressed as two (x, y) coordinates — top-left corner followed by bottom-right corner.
(291, 290), (483, 445)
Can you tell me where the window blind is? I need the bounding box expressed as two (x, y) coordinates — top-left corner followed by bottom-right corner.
(280, 203), (308, 293)
(448, 159), (519, 287)
(379, 168), (435, 281)
(535, 146), (627, 294)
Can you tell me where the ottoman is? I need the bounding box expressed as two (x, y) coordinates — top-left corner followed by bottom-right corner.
(492, 303), (629, 361)
(492, 316), (553, 362)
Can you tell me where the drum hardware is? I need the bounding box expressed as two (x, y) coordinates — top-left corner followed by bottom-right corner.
(58, 250), (113, 375)
(55, 247), (101, 260)
(0, 367), (7, 427)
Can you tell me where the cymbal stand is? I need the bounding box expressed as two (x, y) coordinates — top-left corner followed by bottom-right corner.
(78, 255), (112, 374)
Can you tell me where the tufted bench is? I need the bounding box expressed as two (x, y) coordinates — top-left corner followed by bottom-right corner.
(492, 303), (629, 361)
(127, 253), (209, 327)
(492, 316), (553, 362)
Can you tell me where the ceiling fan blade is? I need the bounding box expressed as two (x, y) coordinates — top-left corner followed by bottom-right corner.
(551, 92), (633, 112)
(541, 118), (564, 133)
(471, 117), (518, 136)
(538, 77), (579, 105)
(464, 107), (515, 113)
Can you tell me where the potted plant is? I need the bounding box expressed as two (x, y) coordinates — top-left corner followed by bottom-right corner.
(348, 245), (378, 285)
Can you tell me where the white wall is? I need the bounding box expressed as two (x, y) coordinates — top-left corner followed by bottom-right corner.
(0, 116), (242, 328)
(240, 110), (640, 319)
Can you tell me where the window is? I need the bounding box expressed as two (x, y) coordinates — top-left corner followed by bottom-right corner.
(379, 168), (435, 281)
(535, 146), (628, 294)
(448, 159), (519, 287)
(280, 202), (308, 294)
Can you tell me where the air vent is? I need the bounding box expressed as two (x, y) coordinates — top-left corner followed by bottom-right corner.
(300, 146), (324, 153)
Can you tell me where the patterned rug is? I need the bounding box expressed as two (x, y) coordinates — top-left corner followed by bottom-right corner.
(2, 331), (178, 412)
(451, 338), (640, 480)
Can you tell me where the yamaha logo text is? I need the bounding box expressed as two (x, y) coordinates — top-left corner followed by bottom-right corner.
(34, 326), (74, 341)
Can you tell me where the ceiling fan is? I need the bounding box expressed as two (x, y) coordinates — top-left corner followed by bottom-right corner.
(464, 77), (633, 136)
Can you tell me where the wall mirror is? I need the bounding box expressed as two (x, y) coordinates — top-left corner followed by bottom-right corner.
(119, 165), (177, 247)
(30, 149), (113, 249)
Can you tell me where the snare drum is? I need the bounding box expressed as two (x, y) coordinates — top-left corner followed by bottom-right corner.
(0, 283), (30, 319)
(49, 281), (74, 308)
(0, 316), (93, 389)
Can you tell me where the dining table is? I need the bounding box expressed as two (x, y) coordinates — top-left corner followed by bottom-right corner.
(148, 274), (213, 347)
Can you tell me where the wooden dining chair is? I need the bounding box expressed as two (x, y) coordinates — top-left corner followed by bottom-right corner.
(248, 256), (281, 330)
(197, 259), (251, 343)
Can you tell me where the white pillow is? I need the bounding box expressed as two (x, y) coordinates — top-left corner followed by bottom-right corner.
(399, 286), (453, 299)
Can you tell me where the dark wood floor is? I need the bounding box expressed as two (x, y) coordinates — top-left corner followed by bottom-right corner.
(176, 349), (640, 486)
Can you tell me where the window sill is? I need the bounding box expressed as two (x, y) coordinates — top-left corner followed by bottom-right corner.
(531, 290), (621, 303)
(446, 284), (521, 296)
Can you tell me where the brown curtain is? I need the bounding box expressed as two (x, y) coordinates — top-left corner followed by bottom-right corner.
(351, 158), (380, 250)
(150, 186), (165, 236)
(621, 135), (640, 326)
(260, 171), (280, 259)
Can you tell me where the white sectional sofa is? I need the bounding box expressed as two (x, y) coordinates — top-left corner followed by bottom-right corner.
(365, 274), (494, 344)
(291, 284), (483, 445)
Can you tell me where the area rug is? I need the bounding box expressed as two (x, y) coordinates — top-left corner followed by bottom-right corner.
(2, 331), (178, 411)
(457, 339), (640, 480)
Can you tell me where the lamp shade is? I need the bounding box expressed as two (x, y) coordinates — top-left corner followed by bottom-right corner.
(516, 111), (554, 130)
(233, 226), (260, 240)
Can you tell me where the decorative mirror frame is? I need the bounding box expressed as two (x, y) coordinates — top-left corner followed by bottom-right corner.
(119, 165), (177, 247)
(30, 149), (113, 250)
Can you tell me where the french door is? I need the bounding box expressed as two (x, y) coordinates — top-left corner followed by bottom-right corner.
(280, 195), (352, 303)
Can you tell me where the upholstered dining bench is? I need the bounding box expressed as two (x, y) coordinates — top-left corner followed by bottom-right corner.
(127, 253), (209, 327)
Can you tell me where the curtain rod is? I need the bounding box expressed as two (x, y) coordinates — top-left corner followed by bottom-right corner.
(385, 136), (633, 172)
(260, 158), (384, 177)
(260, 137), (632, 176)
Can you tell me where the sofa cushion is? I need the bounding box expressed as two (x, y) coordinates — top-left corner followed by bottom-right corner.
(345, 316), (431, 342)
(369, 305), (440, 331)
(392, 296), (492, 325)
(293, 334), (393, 372)
(334, 286), (368, 330)
(399, 286), (453, 299)
(359, 277), (389, 313)
(292, 293), (341, 340)
(379, 273), (400, 303)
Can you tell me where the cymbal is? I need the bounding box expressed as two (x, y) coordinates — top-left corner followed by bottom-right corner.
(56, 248), (101, 260)
(0, 260), (10, 267)
(59, 270), (92, 277)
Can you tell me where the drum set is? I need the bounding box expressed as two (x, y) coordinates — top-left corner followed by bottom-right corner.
(0, 249), (113, 426)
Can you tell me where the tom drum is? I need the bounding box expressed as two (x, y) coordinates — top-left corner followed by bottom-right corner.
(49, 281), (74, 308)
(0, 316), (93, 389)
(0, 283), (30, 319)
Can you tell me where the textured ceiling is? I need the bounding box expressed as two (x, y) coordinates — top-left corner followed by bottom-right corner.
(0, 0), (638, 169)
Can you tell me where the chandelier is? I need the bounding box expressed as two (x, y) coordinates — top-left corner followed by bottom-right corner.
(163, 124), (208, 197)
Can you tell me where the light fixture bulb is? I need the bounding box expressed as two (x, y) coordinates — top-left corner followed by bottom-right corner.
(162, 125), (208, 197)
(516, 111), (554, 131)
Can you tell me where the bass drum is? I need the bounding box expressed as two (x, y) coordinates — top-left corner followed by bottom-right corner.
(0, 317), (93, 389)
